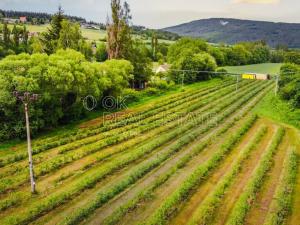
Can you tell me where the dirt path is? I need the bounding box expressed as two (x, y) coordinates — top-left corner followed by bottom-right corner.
(1, 82), (270, 225)
(211, 122), (278, 225)
(244, 129), (290, 225)
(170, 122), (270, 225)
(38, 89), (263, 225)
(103, 119), (247, 225)
(47, 116), (235, 225)
(0, 84), (237, 210)
(0, 81), (244, 196)
(82, 87), (272, 225)
(287, 128), (300, 225)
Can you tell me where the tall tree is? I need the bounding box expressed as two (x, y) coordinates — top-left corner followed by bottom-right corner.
(2, 22), (10, 46)
(22, 25), (29, 46)
(12, 25), (20, 47)
(106, 0), (132, 59)
(41, 5), (65, 54)
(58, 19), (82, 50)
(151, 33), (158, 61)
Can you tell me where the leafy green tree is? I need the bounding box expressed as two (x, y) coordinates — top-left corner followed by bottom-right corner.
(22, 25), (29, 46)
(41, 6), (65, 54)
(2, 22), (10, 46)
(78, 40), (93, 61)
(107, 0), (132, 59)
(171, 51), (217, 83)
(208, 46), (226, 66)
(127, 40), (153, 84)
(279, 63), (300, 108)
(0, 49), (133, 140)
(225, 45), (251, 66)
(168, 38), (208, 63)
(250, 44), (270, 64)
(271, 50), (285, 63)
(95, 42), (108, 62)
(284, 51), (300, 65)
(30, 37), (44, 53)
(58, 20), (82, 50)
(12, 25), (20, 47)
(151, 33), (158, 60)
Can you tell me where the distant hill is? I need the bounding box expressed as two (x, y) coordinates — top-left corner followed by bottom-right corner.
(163, 18), (300, 48)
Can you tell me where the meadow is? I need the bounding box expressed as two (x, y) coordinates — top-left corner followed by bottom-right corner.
(224, 63), (283, 75)
(0, 75), (299, 225)
(8, 24), (107, 41)
(9, 24), (174, 44)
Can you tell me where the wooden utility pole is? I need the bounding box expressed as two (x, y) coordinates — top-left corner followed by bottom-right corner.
(275, 75), (279, 96)
(13, 91), (38, 193)
(181, 72), (185, 88)
(236, 75), (239, 92)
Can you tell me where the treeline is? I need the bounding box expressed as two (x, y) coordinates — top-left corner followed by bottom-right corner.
(0, 23), (30, 57)
(279, 63), (300, 108)
(0, 50), (133, 140)
(0, 1), (160, 141)
(132, 26), (180, 41)
(0, 9), (87, 24)
(0, 9), (180, 41)
(164, 37), (300, 84)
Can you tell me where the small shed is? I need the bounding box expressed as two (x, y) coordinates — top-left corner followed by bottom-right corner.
(20, 17), (27, 23)
(155, 64), (171, 74)
(256, 73), (270, 80)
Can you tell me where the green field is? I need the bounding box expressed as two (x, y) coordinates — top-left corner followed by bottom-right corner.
(7, 24), (107, 41)
(224, 63), (283, 75)
(253, 92), (300, 129)
(1, 77), (300, 225)
(6, 24), (174, 44)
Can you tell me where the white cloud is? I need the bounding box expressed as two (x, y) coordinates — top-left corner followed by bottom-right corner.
(233, 0), (280, 3)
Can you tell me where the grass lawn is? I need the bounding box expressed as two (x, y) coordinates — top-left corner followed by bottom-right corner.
(253, 91), (300, 129)
(6, 24), (174, 44)
(224, 63), (283, 75)
(7, 24), (106, 41)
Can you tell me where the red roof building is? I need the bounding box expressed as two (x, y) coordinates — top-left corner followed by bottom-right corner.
(19, 16), (27, 23)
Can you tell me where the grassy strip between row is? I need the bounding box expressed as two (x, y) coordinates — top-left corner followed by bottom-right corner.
(0, 80), (239, 167)
(0, 81), (260, 194)
(143, 115), (258, 225)
(0, 81), (239, 177)
(60, 111), (258, 225)
(187, 126), (268, 225)
(0, 82), (262, 214)
(100, 114), (258, 225)
(263, 148), (298, 225)
(225, 127), (285, 225)
(24, 79), (232, 153)
(57, 81), (246, 154)
(2, 83), (267, 224)
(0, 82), (270, 218)
(31, 79), (231, 145)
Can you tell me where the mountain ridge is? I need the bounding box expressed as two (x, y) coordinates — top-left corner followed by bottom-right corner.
(163, 18), (300, 48)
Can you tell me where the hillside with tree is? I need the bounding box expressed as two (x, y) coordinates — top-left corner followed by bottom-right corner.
(163, 18), (300, 48)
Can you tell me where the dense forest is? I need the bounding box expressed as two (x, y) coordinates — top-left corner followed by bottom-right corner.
(0, 9), (88, 24)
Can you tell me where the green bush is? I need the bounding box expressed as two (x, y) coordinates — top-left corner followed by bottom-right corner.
(148, 79), (175, 90)
(121, 88), (141, 103)
(0, 49), (133, 141)
(279, 63), (300, 108)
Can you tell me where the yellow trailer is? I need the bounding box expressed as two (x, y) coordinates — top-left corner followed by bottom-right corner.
(242, 73), (256, 80)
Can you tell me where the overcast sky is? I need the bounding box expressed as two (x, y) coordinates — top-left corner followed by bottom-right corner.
(1, 0), (299, 28)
